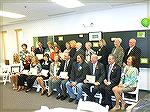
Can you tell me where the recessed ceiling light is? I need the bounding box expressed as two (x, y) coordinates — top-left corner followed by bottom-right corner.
(51, 0), (84, 8)
(0, 11), (26, 19)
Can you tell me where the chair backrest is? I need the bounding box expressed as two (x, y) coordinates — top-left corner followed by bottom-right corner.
(122, 75), (140, 104)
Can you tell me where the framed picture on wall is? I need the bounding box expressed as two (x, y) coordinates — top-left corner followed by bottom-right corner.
(89, 32), (102, 41)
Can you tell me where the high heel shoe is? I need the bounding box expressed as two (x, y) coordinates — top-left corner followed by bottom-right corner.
(47, 92), (53, 97)
(41, 89), (47, 96)
(121, 103), (128, 110)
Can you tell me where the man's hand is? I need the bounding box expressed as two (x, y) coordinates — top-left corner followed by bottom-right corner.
(84, 79), (89, 83)
(94, 82), (100, 86)
(70, 82), (77, 87)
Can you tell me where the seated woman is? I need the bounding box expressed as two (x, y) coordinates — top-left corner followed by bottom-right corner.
(10, 53), (20, 90)
(17, 56), (42, 92)
(36, 54), (51, 95)
(17, 55), (31, 91)
(112, 56), (139, 111)
(47, 54), (61, 97)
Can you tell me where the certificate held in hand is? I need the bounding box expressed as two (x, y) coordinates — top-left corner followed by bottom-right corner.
(86, 75), (95, 84)
(29, 68), (37, 75)
(59, 72), (68, 79)
(41, 69), (49, 77)
(36, 54), (43, 60)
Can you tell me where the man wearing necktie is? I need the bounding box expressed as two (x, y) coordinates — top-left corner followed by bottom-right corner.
(98, 54), (121, 110)
(82, 54), (105, 102)
(54, 53), (73, 100)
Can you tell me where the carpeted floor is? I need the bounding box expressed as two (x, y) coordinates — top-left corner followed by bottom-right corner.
(0, 83), (77, 112)
(0, 83), (150, 112)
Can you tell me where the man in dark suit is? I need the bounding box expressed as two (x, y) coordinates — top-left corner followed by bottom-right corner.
(72, 42), (85, 61)
(82, 54), (105, 102)
(98, 54), (121, 109)
(55, 52), (74, 100)
(123, 38), (141, 67)
(66, 54), (90, 104)
(35, 41), (45, 64)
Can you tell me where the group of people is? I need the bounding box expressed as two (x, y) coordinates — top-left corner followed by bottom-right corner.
(9, 37), (141, 111)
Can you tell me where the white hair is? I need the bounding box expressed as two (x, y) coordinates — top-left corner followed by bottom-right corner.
(115, 38), (122, 43)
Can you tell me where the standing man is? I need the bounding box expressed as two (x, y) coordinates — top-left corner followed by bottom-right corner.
(98, 54), (121, 109)
(72, 42), (85, 61)
(123, 38), (141, 67)
(82, 54), (105, 102)
(35, 41), (45, 64)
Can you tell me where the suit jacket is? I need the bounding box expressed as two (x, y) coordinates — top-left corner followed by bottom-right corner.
(111, 46), (124, 67)
(57, 59), (74, 78)
(35, 47), (45, 55)
(123, 46), (141, 64)
(88, 62), (105, 84)
(105, 63), (121, 88)
(70, 61), (90, 83)
(69, 48), (76, 58)
(72, 48), (85, 61)
(97, 46), (109, 67)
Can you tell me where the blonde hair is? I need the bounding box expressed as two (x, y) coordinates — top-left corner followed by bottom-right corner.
(31, 56), (39, 65)
(69, 40), (76, 48)
(99, 39), (106, 46)
(13, 53), (20, 64)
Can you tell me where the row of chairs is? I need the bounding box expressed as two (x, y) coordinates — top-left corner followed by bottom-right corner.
(82, 77), (140, 105)
(0, 64), (139, 105)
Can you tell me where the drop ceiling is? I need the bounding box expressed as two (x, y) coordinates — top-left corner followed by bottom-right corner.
(0, 0), (148, 26)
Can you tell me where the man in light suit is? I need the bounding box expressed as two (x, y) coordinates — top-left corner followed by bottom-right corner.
(72, 42), (85, 61)
(98, 54), (121, 109)
(82, 54), (105, 102)
(123, 38), (141, 68)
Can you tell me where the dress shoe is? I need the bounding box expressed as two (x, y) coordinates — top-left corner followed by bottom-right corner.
(68, 98), (75, 102)
(56, 95), (63, 100)
(61, 95), (68, 101)
(75, 100), (79, 104)
(25, 88), (31, 93)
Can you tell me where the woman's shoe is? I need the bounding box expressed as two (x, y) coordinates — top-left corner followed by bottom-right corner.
(110, 105), (120, 111)
(47, 92), (53, 97)
(41, 89), (47, 96)
(17, 86), (22, 92)
(121, 103), (128, 110)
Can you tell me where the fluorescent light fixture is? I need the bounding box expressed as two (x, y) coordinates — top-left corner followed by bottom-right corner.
(0, 11), (26, 19)
(51, 0), (84, 8)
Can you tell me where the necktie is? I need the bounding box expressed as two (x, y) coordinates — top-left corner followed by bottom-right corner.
(107, 65), (112, 82)
(93, 64), (96, 75)
(64, 61), (68, 72)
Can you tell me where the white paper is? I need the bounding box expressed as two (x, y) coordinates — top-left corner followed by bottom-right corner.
(29, 68), (37, 75)
(36, 54), (43, 60)
(86, 75), (95, 83)
(41, 69), (49, 77)
(22, 70), (29, 75)
(59, 72), (68, 79)
(11, 67), (20, 73)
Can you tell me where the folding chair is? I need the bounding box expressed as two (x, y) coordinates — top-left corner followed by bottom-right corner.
(35, 79), (49, 92)
(122, 76), (140, 104)
(0, 65), (11, 85)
